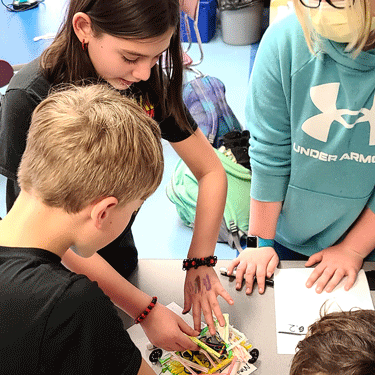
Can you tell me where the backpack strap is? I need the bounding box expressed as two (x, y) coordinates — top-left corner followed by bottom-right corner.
(218, 219), (245, 254)
(191, 77), (218, 144)
(228, 220), (245, 254)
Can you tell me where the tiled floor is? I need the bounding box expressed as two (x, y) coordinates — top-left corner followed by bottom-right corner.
(0, 19), (256, 260)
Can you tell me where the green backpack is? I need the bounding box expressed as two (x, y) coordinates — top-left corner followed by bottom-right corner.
(166, 148), (251, 253)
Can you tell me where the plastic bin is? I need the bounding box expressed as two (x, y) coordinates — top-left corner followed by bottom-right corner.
(221, 1), (264, 45)
(180, 0), (218, 43)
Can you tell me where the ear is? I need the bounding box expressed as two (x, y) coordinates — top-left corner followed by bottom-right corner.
(72, 12), (94, 44)
(90, 197), (119, 230)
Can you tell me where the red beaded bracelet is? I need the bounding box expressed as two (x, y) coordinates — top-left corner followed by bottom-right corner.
(182, 255), (217, 271)
(134, 296), (158, 324)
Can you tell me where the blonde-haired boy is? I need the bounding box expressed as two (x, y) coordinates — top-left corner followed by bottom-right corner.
(0, 85), (163, 374)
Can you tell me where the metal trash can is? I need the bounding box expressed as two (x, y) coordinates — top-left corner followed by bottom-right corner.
(219, 0), (264, 45)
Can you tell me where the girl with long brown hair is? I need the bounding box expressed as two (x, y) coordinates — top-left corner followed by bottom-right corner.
(0, 0), (233, 350)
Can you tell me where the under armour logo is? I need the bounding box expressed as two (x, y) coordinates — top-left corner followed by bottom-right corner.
(301, 83), (375, 145)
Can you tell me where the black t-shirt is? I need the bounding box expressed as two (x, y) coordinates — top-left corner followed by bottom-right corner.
(0, 246), (142, 374)
(0, 58), (198, 181)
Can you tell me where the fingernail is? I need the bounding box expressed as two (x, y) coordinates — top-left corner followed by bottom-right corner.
(246, 288), (250, 294)
(259, 288), (263, 294)
(236, 283), (240, 289)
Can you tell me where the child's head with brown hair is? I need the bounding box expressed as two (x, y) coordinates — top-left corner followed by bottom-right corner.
(18, 84), (164, 214)
(290, 309), (375, 375)
(40, 0), (193, 133)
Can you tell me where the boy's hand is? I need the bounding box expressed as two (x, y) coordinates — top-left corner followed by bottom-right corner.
(305, 244), (364, 293)
(182, 267), (234, 336)
(140, 303), (200, 352)
(227, 247), (279, 294)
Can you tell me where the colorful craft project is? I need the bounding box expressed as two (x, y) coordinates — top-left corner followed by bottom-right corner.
(148, 313), (257, 375)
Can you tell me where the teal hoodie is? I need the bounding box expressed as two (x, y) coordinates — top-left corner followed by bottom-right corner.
(247, 13), (375, 259)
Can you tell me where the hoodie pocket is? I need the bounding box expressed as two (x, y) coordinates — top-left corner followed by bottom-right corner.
(277, 185), (372, 250)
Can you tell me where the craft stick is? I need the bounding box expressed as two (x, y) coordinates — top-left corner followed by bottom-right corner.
(189, 336), (221, 358)
(222, 356), (237, 375)
(208, 357), (234, 374)
(230, 326), (246, 340)
(243, 343), (252, 350)
(199, 349), (217, 367)
(232, 345), (250, 363)
(170, 352), (206, 373)
(227, 330), (246, 351)
(169, 362), (186, 375)
(227, 359), (241, 375)
(226, 339), (242, 352)
(223, 314), (230, 343)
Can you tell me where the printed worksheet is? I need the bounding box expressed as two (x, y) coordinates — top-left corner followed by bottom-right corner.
(274, 268), (374, 354)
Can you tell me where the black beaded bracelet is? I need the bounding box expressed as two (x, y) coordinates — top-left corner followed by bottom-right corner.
(134, 296), (157, 324)
(182, 256), (218, 271)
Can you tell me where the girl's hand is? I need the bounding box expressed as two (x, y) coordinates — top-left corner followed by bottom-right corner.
(182, 267), (234, 336)
(140, 302), (200, 352)
(227, 247), (279, 294)
(305, 244), (364, 293)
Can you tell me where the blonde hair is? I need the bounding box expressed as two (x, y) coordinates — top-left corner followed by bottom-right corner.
(293, 0), (374, 57)
(18, 84), (164, 213)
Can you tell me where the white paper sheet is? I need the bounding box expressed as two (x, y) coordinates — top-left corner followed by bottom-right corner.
(273, 268), (374, 354)
(127, 302), (257, 374)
